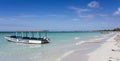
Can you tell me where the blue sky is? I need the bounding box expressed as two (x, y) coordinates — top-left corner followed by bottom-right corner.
(0, 0), (120, 31)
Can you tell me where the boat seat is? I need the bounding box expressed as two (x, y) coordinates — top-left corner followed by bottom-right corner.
(22, 37), (30, 39)
(10, 36), (17, 38)
(30, 38), (38, 40)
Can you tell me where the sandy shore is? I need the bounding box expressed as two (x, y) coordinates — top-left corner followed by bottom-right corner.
(88, 33), (120, 61)
(59, 32), (120, 61)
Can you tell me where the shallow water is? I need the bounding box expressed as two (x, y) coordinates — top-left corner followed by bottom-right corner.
(0, 32), (107, 61)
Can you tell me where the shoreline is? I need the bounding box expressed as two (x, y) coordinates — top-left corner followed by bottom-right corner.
(87, 32), (119, 61)
(58, 32), (117, 61)
(0, 32), (118, 61)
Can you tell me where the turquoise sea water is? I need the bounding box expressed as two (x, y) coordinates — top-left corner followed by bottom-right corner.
(0, 32), (105, 61)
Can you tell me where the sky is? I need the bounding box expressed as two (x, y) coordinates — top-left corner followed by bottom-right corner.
(0, 0), (120, 31)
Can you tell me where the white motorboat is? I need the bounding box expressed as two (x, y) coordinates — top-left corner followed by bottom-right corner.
(4, 31), (50, 44)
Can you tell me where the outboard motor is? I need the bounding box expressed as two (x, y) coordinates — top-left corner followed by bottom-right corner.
(43, 36), (50, 43)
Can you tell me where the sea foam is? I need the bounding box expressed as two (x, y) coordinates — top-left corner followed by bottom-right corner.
(75, 41), (86, 46)
(74, 37), (80, 40)
(56, 50), (75, 61)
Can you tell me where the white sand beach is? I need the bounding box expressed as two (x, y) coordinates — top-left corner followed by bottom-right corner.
(88, 33), (120, 61)
(59, 32), (120, 61)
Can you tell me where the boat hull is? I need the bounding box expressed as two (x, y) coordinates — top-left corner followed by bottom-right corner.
(4, 36), (49, 44)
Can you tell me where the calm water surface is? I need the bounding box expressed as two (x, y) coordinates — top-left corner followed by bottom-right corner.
(0, 32), (105, 61)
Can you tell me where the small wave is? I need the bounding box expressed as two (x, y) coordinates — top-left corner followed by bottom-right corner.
(29, 53), (42, 60)
(29, 45), (41, 48)
(86, 37), (105, 43)
(56, 50), (75, 61)
(75, 41), (86, 46)
(74, 37), (80, 40)
(94, 35), (100, 38)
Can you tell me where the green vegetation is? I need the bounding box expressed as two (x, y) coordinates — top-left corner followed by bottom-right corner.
(112, 28), (120, 31)
(99, 28), (120, 31)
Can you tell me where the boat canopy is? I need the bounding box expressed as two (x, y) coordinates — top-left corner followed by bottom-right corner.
(13, 31), (48, 38)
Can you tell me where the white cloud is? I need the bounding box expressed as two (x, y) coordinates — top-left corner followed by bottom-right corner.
(113, 8), (120, 16)
(13, 15), (40, 18)
(69, 6), (94, 18)
(47, 14), (67, 17)
(47, 14), (57, 16)
(88, 1), (99, 8)
(72, 18), (80, 21)
(69, 6), (90, 14)
(0, 18), (4, 20)
(79, 14), (94, 18)
(13, 14), (67, 18)
(97, 14), (108, 17)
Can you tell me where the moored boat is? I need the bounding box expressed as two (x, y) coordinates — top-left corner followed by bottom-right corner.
(4, 31), (50, 44)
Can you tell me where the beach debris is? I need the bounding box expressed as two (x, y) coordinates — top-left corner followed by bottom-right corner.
(112, 49), (120, 52)
(114, 35), (120, 47)
(109, 57), (120, 61)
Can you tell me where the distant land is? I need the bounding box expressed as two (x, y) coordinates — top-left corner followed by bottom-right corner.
(0, 28), (120, 33)
(96, 28), (120, 31)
